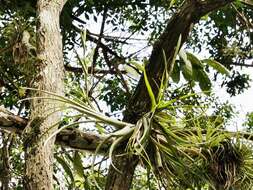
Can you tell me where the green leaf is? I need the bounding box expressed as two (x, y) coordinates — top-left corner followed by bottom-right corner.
(179, 49), (192, 77)
(192, 67), (201, 82)
(171, 35), (182, 68)
(81, 30), (87, 49)
(73, 152), (85, 178)
(18, 87), (26, 97)
(181, 63), (192, 81)
(201, 14), (209, 20)
(202, 59), (230, 76)
(196, 69), (212, 93)
(129, 60), (144, 72)
(142, 62), (156, 111)
(169, 0), (177, 8)
(186, 52), (203, 69)
(171, 61), (180, 83)
(240, 0), (253, 6)
(55, 155), (74, 182)
(96, 122), (105, 134)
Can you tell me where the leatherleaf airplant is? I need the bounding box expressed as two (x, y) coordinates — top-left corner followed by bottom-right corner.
(21, 34), (253, 190)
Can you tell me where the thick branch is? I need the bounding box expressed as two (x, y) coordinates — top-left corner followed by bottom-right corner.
(1, 106), (253, 154)
(105, 1), (235, 190)
(125, 0), (235, 122)
(0, 106), (27, 133)
(55, 128), (110, 152)
(0, 107), (109, 152)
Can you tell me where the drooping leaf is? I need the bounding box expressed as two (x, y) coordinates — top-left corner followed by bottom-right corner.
(73, 152), (85, 178)
(181, 63), (192, 81)
(187, 52), (204, 69)
(195, 69), (212, 93)
(179, 49), (193, 77)
(202, 59), (230, 76)
(55, 155), (74, 182)
(171, 61), (180, 83)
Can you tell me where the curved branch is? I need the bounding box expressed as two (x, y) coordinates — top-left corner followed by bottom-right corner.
(125, 0), (235, 122)
(105, 1), (236, 190)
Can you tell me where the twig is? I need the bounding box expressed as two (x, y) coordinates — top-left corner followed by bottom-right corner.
(72, 24), (123, 59)
(64, 65), (127, 74)
(92, 7), (108, 68)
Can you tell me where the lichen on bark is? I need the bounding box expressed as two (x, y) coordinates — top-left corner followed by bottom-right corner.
(23, 1), (67, 189)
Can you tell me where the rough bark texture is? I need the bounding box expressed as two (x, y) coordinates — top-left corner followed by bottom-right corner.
(55, 128), (111, 152)
(0, 133), (11, 190)
(0, 106), (27, 130)
(105, 153), (139, 190)
(23, 1), (66, 189)
(105, 1), (234, 190)
(0, 107), (111, 152)
(2, 106), (253, 153)
(125, 0), (235, 122)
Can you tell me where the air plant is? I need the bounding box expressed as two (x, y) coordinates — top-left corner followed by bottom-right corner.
(20, 32), (253, 190)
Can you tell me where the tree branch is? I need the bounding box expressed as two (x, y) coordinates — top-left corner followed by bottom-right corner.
(1, 106), (253, 156)
(124, 0), (235, 122)
(72, 24), (123, 59)
(105, 1), (236, 189)
(0, 107), (109, 152)
(55, 128), (111, 153)
(64, 65), (127, 75)
(92, 7), (108, 67)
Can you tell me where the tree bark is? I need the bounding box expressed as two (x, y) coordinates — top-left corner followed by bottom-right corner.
(0, 107), (112, 152)
(23, 1), (66, 189)
(0, 133), (11, 190)
(105, 1), (234, 190)
(105, 153), (139, 190)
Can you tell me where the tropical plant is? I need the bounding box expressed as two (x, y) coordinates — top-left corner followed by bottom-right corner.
(0, 0), (253, 190)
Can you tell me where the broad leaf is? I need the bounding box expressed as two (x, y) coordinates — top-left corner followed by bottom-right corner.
(195, 69), (212, 93)
(73, 152), (85, 178)
(187, 52), (204, 69)
(179, 49), (192, 77)
(171, 61), (180, 83)
(55, 155), (74, 182)
(202, 59), (230, 76)
(181, 63), (192, 81)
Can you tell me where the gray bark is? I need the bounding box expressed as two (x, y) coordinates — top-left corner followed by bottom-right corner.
(23, 1), (66, 189)
(0, 133), (11, 190)
(0, 107), (111, 152)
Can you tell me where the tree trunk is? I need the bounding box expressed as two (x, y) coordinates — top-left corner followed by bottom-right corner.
(0, 133), (11, 190)
(105, 1), (234, 189)
(105, 154), (139, 190)
(23, 1), (66, 189)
